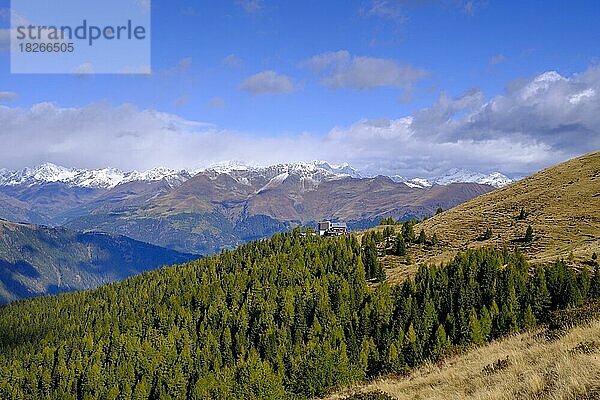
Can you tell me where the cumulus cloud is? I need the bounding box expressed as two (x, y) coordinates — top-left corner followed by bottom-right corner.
(328, 68), (600, 176)
(0, 91), (17, 102)
(304, 50), (428, 90)
(0, 68), (598, 177)
(240, 70), (296, 94)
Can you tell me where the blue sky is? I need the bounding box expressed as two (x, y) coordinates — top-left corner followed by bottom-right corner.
(0, 0), (599, 176)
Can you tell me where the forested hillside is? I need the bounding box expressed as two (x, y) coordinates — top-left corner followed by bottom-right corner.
(0, 219), (197, 304)
(0, 230), (598, 399)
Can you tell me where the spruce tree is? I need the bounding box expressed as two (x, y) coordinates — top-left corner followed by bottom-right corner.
(523, 304), (536, 329)
(394, 234), (406, 256)
(524, 225), (534, 242)
(467, 308), (483, 345)
(531, 267), (551, 321)
(431, 324), (449, 360)
(517, 208), (528, 220)
(362, 236), (379, 280)
(591, 265), (600, 299)
(479, 305), (492, 341)
(402, 324), (421, 367)
(402, 221), (416, 243)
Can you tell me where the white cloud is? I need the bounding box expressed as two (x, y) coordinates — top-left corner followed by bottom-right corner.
(168, 57), (192, 74)
(367, 0), (408, 22)
(569, 88), (595, 105)
(0, 68), (598, 177)
(489, 54), (506, 65)
(222, 54), (243, 68)
(304, 50), (428, 90)
(208, 97), (225, 108)
(240, 70), (296, 94)
(175, 95), (190, 107)
(0, 91), (17, 102)
(236, 0), (264, 14)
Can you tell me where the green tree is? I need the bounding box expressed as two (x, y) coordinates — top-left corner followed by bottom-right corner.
(435, 207), (443, 215)
(517, 208), (528, 220)
(523, 304), (536, 329)
(524, 225), (534, 242)
(402, 324), (421, 367)
(591, 265), (600, 299)
(430, 233), (439, 246)
(362, 236), (380, 280)
(379, 217), (396, 226)
(467, 308), (483, 345)
(394, 235), (406, 256)
(431, 324), (449, 360)
(417, 229), (427, 245)
(481, 227), (493, 241)
(479, 305), (492, 341)
(530, 267), (551, 321)
(402, 221), (416, 243)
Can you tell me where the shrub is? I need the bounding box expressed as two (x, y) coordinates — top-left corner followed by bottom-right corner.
(344, 390), (396, 400)
(524, 225), (534, 242)
(482, 356), (510, 375)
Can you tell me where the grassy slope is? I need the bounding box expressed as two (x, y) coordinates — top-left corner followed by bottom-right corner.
(323, 320), (600, 400)
(370, 151), (600, 284)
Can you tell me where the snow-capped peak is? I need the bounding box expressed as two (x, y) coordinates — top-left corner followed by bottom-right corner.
(433, 168), (513, 188)
(404, 178), (433, 189)
(522, 70), (567, 99)
(203, 161), (251, 175)
(0, 164), (191, 189)
(312, 161), (362, 179)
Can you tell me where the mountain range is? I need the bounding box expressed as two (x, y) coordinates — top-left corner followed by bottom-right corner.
(0, 160), (505, 302)
(0, 161), (514, 189)
(0, 161), (500, 254)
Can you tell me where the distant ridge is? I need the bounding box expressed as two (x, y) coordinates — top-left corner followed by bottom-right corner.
(0, 218), (198, 303)
(0, 161), (514, 189)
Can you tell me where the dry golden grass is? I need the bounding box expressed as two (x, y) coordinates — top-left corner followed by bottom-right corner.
(323, 320), (600, 400)
(418, 151), (600, 265)
(368, 151), (600, 283)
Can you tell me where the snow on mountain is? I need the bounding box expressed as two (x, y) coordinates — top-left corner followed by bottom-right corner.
(312, 161), (362, 179)
(433, 168), (513, 188)
(201, 160), (360, 189)
(521, 71), (566, 100)
(256, 172), (290, 194)
(0, 163), (191, 189)
(0, 162), (514, 190)
(404, 178), (433, 189)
